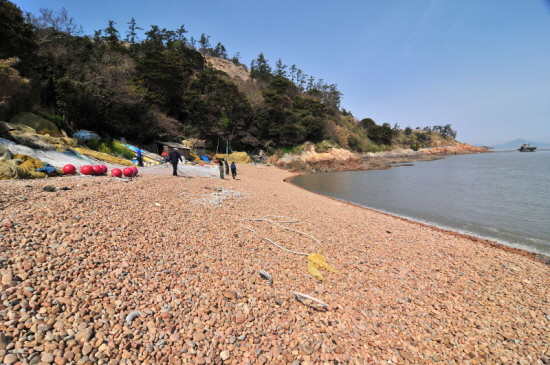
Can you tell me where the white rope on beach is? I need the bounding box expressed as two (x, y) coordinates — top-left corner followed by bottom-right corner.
(239, 223), (307, 255)
(240, 216), (322, 246)
(263, 238), (308, 256)
(239, 224), (258, 234)
(239, 215), (321, 256)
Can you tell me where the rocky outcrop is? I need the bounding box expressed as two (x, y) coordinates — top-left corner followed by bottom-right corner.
(419, 142), (489, 155)
(270, 142), (490, 173)
(269, 144), (364, 172)
(205, 56), (250, 81)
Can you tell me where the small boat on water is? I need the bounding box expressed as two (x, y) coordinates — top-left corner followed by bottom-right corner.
(518, 143), (536, 152)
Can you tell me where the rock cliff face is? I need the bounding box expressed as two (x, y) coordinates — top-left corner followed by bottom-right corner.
(269, 144), (365, 172)
(204, 56), (250, 81)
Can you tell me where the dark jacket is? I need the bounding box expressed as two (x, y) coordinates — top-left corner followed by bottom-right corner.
(230, 162), (236, 171)
(169, 150), (182, 163)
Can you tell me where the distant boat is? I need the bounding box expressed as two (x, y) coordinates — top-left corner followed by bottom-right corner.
(518, 143), (536, 152)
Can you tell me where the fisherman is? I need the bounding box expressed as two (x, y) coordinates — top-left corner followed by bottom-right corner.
(168, 147), (183, 176)
(230, 162), (237, 179)
(136, 146), (144, 167)
(218, 159), (224, 179)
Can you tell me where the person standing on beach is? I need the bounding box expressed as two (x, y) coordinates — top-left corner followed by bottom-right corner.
(136, 146), (144, 167)
(230, 162), (237, 179)
(224, 159), (230, 175)
(169, 147), (183, 176)
(218, 159), (225, 179)
(161, 150), (168, 163)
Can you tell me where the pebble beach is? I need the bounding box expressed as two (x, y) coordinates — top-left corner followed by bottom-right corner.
(1, 164), (549, 365)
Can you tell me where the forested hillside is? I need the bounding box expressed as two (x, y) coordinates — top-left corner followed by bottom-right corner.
(1, 0), (460, 154)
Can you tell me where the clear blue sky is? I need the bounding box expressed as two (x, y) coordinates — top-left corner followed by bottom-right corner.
(12, 0), (550, 146)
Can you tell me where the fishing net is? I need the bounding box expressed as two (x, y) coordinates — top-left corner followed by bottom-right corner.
(0, 154), (52, 180)
(0, 142), (12, 162)
(10, 112), (61, 136)
(214, 152), (251, 164)
(72, 148), (134, 166)
(0, 121), (77, 150)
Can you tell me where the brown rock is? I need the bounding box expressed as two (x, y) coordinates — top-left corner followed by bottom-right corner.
(3, 354), (18, 365)
(1, 270), (13, 285)
(75, 328), (94, 343)
(223, 290), (237, 300)
(41, 352), (54, 363)
(193, 332), (206, 342)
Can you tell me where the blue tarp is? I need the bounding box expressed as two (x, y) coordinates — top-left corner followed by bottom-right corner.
(201, 155), (210, 162)
(37, 165), (59, 176)
(121, 143), (150, 156)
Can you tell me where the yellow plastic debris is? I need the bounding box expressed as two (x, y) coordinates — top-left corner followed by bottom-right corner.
(306, 251), (338, 282)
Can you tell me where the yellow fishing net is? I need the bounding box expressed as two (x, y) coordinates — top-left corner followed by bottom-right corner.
(307, 251), (339, 282)
(0, 154), (50, 180)
(72, 148), (134, 166)
(214, 152), (251, 164)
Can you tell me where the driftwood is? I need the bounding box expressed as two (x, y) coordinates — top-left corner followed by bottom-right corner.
(292, 291), (329, 308)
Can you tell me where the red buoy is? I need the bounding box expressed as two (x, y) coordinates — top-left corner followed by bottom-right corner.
(62, 164), (76, 175)
(111, 168), (122, 177)
(80, 165), (94, 175)
(132, 167), (138, 176)
(122, 167), (134, 177)
(92, 165), (103, 175)
(99, 165), (108, 174)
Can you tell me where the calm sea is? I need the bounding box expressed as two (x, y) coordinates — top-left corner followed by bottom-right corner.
(292, 149), (550, 256)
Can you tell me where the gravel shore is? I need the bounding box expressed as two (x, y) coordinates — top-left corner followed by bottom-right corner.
(1, 164), (549, 365)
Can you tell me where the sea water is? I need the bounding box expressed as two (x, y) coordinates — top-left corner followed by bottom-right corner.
(292, 149), (550, 256)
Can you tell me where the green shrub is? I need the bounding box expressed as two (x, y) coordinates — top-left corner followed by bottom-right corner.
(86, 138), (100, 150)
(315, 140), (334, 153)
(110, 140), (135, 159)
(42, 113), (72, 133)
(84, 139), (134, 159)
(364, 142), (393, 153)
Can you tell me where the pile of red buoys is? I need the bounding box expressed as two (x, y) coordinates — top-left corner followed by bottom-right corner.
(76, 165), (109, 176)
(63, 164), (137, 178)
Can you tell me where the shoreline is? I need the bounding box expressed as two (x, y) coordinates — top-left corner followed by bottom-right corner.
(1, 165), (549, 364)
(287, 173), (550, 266)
